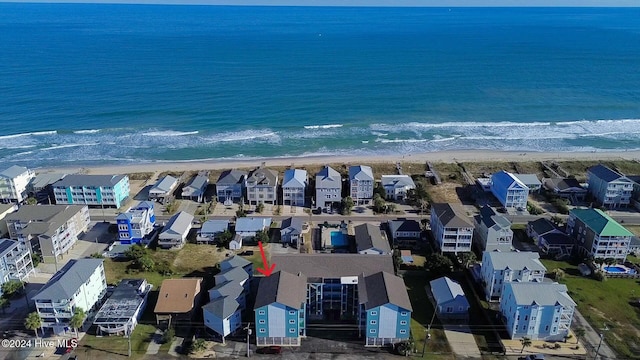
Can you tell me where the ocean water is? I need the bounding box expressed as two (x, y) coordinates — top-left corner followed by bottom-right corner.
(1, 4), (640, 167)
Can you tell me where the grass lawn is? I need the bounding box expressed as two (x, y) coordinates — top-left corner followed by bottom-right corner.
(403, 272), (454, 359)
(540, 259), (640, 359)
(78, 323), (156, 359)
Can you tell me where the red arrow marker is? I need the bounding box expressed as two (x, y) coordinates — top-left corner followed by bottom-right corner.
(256, 241), (276, 276)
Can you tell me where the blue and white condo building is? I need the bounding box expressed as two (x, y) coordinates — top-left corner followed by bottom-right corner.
(116, 201), (156, 245)
(500, 282), (575, 341)
(53, 174), (130, 208)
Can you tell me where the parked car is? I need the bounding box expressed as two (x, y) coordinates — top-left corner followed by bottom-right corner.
(519, 355), (545, 360)
(256, 346), (282, 354)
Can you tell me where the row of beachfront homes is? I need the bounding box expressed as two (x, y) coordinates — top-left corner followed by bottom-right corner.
(28, 254), (413, 348)
(430, 202), (639, 262)
(432, 250), (576, 341)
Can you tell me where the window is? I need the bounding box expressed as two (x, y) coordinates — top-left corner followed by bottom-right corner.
(259, 329), (266, 333)
(545, 325), (549, 331)
(259, 320), (265, 324)
(258, 310), (265, 315)
(289, 329), (295, 333)
(524, 315), (528, 321)
(400, 329), (407, 334)
(370, 320), (377, 325)
(400, 311), (408, 316)
(400, 320), (407, 325)
(370, 311), (377, 316)
(370, 329), (376, 334)
(289, 320), (295, 324)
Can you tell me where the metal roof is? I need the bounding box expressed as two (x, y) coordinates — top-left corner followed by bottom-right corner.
(0, 165), (30, 179)
(200, 220), (229, 235)
(431, 203), (474, 228)
(358, 271), (412, 311)
(484, 251), (546, 272)
(430, 276), (469, 308)
(282, 169), (307, 188)
(182, 173), (209, 195)
(53, 174), (127, 188)
(29, 173), (66, 190)
(588, 164), (624, 183)
(477, 205), (511, 230)
(32, 259), (104, 301)
(513, 174), (541, 187)
(528, 218), (558, 236)
(280, 217), (303, 234)
(216, 170), (247, 185)
(491, 170), (528, 191)
(506, 282), (575, 307)
(160, 211), (193, 237)
(354, 223), (391, 253)
(203, 296), (240, 319)
(0, 238), (19, 259)
(254, 271), (307, 309)
(235, 217), (271, 232)
(381, 175), (415, 188)
(570, 208), (633, 237)
(271, 254), (394, 280)
(150, 175), (177, 193)
(348, 165), (374, 181)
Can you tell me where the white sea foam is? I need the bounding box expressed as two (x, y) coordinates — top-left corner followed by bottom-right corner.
(142, 130), (199, 137)
(303, 124), (343, 129)
(0, 131), (57, 140)
(39, 143), (99, 151)
(214, 130), (278, 142)
(73, 129), (101, 134)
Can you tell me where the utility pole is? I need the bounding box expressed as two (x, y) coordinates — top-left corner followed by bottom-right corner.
(245, 323), (252, 358)
(422, 312), (436, 357)
(593, 325), (609, 360)
(127, 323), (132, 357)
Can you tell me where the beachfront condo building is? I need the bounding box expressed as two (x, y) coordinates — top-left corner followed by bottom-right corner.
(116, 201), (156, 245)
(430, 203), (474, 254)
(500, 282), (575, 341)
(5, 204), (90, 261)
(480, 251), (546, 301)
(0, 165), (35, 203)
(246, 167), (278, 205)
(349, 165), (374, 205)
(474, 205), (513, 252)
(215, 170), (247, 203)
(52, 174), (130, 208)
(567, 208), (633, 261)
(282, 169), (307, 206)
(315, 166), (342, 210)
(586, 164), (634, 209)
(0, 238), (34, 296)
(490, 171), (529, 210)
(32, 259), (107, 335)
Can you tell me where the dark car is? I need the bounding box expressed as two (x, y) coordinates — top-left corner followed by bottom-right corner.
(256, 346), (282, 354)
(519, 355), (545, 360)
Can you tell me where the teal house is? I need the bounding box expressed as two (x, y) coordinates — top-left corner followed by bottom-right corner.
(52, 174), (130, 208)
(254, 271), (307, 346)
(358, 271), (413, 347)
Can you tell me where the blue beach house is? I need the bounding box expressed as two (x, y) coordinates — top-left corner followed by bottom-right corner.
(429, 276), (470, 321)
(358, 271), (413, 347)
(500, 282), (575, 341)
(116, 201), (156, 245)
(490, 171), (529, 210)
(254, 271), (307, 346)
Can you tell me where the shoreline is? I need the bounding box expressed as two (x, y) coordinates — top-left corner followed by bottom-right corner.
(36, 149), (640, 175)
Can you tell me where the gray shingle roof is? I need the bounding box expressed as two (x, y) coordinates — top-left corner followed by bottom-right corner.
(541, 233), (574, 246)
(5, 205), (87, 237)
(150, 175), (177, 193)
(29, 173), (66, 190)
(254, 271), (307, 309)
(358, 271), (412, 311)
(430, 276), (469, 307)
(219, 255), (251, 270)
(209, 281), (244, 300)
(477, 205), (511, 230)
(381, 175), (415, 188)
(0, 165), (29, 179)
(431, 203), (473, 228)
(182, 174), (208, 196)
(485, 251), (546, 272)
(53, 174), (127, 188)
(271, 254), (394, 280)
(247, 168), (278, 186)
(528, 218), (558, 236)
(507, 282), (575, 307)
(216, 170), (247, 185)
(316, 166), (341, 189)
(543, 178), (585, 192)
(280, 217), (303, 234)
(215, 266), (249, 285)
(354, 223), (391, 253)
(588, 164), (623, 183)
(32, 259), (103, 301)
(388, 219), (421, 234)
(349, 165), (374, 181)
(203, 296), (240, 319)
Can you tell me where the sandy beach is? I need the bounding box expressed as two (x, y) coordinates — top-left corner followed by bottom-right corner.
(35, 149), (640, 175)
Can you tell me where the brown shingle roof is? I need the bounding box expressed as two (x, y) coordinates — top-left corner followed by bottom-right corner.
(431, 203), (473, 228)
(271, 254), (394, 280)
(154, 278), (203, 314)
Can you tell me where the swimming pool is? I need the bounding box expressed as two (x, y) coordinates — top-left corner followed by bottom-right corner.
(603, 265), (637, 274)
(330, 231), (348, 247)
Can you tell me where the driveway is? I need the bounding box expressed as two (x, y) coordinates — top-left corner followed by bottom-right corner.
(443, 325), (482, 359)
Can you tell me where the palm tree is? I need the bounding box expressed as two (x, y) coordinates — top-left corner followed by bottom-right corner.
(520, 337), (532, 353)
(25, 312), (42, 339)
(69, 307), (86, 337)
(0, 297), (10, 314)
